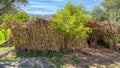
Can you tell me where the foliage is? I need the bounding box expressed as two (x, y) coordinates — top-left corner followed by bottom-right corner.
(50, 2), (92, 40)
(71, 56), (81, 64)
(16, 47), (65, 58)
(0, 56), (21, 61)
(0, 29), (11, 43)
(0, 0), (28, 16)
(92, 6), (108, 21)
(0, 11), (29, 29)
(49, 58), (63, 68)
(91, 0), (120, 22)
(4, 11), (29, 22)
(102, 0), (120, 22)
(0, 46), (15, 51)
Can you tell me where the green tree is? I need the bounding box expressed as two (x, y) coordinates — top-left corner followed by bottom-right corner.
(0, 0), (28, 24)
(102, 0), (120, 22)
(92, 6), (108, 21)
(50, 2), (92, 52)
(0, 0), (28, 15)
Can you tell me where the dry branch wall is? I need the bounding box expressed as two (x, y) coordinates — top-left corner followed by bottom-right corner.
(9, 19), (87, 52)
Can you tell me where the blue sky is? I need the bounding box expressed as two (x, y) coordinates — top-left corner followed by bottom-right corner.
(23, 0), (103, 15)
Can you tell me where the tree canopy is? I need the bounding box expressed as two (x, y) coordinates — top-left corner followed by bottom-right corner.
(0, 0), (28, 15)
(92, 0), (120, 22)
(92, 6), (108, 21)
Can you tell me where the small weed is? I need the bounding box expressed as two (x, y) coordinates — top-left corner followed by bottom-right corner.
(81, 65), (89, 68)
(0, 56), (21, 62)
(16, 49), (65, 58)
(0, 46), (15, 51)
(0, 40), (6, 45)
(71, 56), (81, 64)
(49, 58), (63, 68)
(41, 57), (48, 64)
(47, 51), (64, 58)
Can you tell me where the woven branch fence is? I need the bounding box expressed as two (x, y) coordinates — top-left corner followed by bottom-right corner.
(9, 18), (87, 52)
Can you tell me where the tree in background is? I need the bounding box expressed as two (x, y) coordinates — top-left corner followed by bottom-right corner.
(0, 0), (28, 24)
(92, 6), (108, 21)
(92, 0), (120, 22)
(50, 2), (92, 52)
(102, 0), (120, 22)
(0, 0), (28, 15)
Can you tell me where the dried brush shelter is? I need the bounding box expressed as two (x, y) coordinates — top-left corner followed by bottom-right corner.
(86, 20), (118, 49)
(9, 18), (87, 52)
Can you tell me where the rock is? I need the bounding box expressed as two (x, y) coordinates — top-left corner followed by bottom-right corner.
(0, 57), (53, 68)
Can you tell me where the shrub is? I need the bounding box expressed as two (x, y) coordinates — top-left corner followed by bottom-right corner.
(50, 2), (92, 40)
(0, 29), (11, 44)
(50, 2), (92, 52)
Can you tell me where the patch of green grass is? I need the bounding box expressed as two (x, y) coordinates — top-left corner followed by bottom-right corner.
(47, 51), (64, 58)
(0, 56), (21, 62)
(71, 56), (82, 64)
(0, 40), (6, 45)
(118, 38), (120, 44)
(16, 50), (46, 58)
(16, 49), (65, 58)
(48, 58), (63, 68)
(41, 57), (49, 64)
(0, 46), (15, 51)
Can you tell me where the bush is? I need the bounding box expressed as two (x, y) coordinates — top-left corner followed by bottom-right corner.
(50, 2), (92, 40)
(50, 2), (92, 52)
(0, 29), (11, 44)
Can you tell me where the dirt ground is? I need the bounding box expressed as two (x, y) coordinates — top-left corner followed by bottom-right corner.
(59, 45), (120, 68)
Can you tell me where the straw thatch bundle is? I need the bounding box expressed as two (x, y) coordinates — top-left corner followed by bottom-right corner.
(9, 18), (87, 52)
